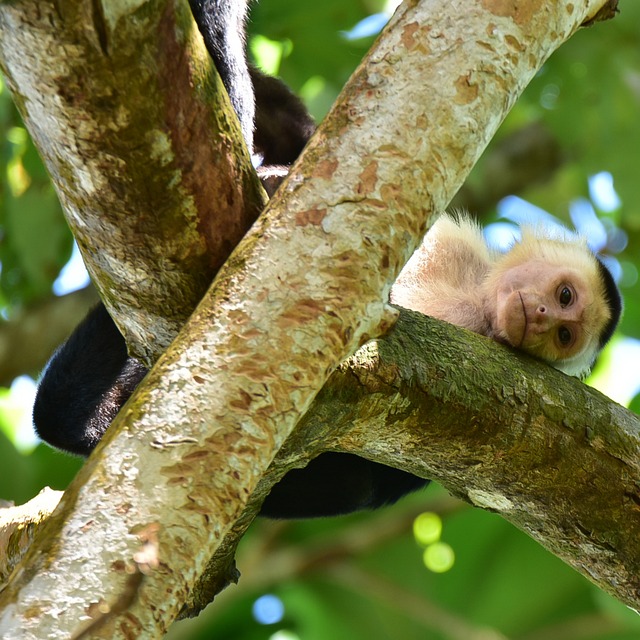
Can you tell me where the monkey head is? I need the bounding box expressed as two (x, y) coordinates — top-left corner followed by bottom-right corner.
(485, 231), (622, 377)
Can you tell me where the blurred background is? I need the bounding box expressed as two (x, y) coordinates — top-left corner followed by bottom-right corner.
(1, 0), (639, 638)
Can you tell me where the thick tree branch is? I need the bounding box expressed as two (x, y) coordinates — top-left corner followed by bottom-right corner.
(0, 0), (621, 637)
(0, 0), (265, 363)
(313, 311), (640, 611)
(3, 311), (638, 615)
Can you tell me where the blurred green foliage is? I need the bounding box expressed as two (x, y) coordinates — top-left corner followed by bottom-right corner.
(1, 1), (640, 638)
(0, 78), (73, 311)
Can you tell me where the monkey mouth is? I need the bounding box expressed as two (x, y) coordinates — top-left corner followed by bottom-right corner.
(518, 291), (527, 347)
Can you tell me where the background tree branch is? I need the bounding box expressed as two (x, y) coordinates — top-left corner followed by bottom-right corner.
(0, 287), (99, 384)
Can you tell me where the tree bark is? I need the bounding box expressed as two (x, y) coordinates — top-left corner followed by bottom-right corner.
(0, 0), (265, 364)
(0, 0), (621, 638)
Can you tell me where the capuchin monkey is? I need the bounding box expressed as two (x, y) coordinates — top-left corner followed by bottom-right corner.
(391, 214), (622, 378)
(32, 3), (622, 519)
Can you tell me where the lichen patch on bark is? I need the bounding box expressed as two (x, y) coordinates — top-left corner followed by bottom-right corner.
(482, 0), (543, 25)
(454, 74), (479, 104)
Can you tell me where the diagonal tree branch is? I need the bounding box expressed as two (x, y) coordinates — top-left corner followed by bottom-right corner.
(309, 311), (640, 610)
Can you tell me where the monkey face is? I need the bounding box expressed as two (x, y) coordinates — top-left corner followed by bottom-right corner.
(491, 259), (608, 365)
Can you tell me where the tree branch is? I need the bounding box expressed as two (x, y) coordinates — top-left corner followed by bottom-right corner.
(0, 0), (265, 363)
(324, 311), (640, 611)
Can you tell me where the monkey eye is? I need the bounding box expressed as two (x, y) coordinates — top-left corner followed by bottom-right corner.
(558, 285), (573, 307)
(558, 325), (573, 347)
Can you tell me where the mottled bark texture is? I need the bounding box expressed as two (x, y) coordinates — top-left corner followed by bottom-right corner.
(0, 0), (623, 638)
(0, 0), (265, 364)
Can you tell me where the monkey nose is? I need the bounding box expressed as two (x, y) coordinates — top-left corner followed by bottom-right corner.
(532, 305), (548, 322)
(529, 305), (553, 333)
